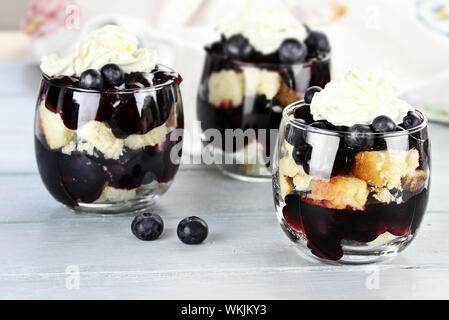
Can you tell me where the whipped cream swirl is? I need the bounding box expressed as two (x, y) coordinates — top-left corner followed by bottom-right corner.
(218, 0), (308, 55)
(41, 25), (158, 77)
(310, 70), (412, 127)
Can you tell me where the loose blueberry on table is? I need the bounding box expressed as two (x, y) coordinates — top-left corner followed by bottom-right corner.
(177, 217), (209, 245)
(131, 213), (164, 241)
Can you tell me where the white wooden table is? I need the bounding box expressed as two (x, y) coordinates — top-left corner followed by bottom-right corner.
(0, 63), (448, 300)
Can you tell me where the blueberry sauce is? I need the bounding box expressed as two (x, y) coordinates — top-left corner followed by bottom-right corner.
(35, 132), (182, 207)
(282, 189), (429, 261)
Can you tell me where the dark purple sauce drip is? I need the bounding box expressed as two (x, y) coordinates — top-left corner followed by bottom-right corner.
(35, 133), (182, 207)
(282, 190), (429, 261)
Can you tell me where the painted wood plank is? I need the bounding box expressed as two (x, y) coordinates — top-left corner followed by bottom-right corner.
(0, 212), (448, 299)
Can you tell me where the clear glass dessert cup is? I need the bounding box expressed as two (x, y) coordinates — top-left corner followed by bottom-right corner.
(273, 101), (431, 264)
(197, 52), (331, 182)
(34, 71), (184, 215)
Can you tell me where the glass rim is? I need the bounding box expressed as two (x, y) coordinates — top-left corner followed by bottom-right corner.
(204, 49), (331, 69)
(282, 100), (429, 138)
(41, 64), (181, 94)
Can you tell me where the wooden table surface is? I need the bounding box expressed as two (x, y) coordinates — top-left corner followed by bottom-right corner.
(0, 63), (448, 299)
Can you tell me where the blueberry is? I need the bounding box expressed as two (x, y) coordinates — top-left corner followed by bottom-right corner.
(402, 112), (421, 129)
(285, 122), (305, 146)
(177, 216), (208, 245)
(279, 39), (308, 64)
(344, 124), (375, 149)
(304, 86), (322, 104)
(223, 34), (254, 60)
(292, 144), (312, 167)
(372, 115), (396, 132)
(101, 64), (125, 86)
(305, 31), (330, 54)
(79, 69), (104, 90)
(125, 72), (153, 88)
(131, 213), (164, 241)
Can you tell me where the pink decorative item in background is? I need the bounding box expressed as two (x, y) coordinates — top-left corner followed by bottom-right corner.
(22, 0), (79, 39)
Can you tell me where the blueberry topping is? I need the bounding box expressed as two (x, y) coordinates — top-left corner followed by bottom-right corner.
(223, 34), (254, 60)
(344, 124), (375, 149)
(79, 69), (104, 90)
(131, 213), (164, 241)
(279, 39), (308, 64)
(177, 216), (208, 245)
(305, 31), (330, 54)
(304, 86), (322, 104)
(293, 104), (314, 123)
(101, 63), (125, 86)
(125, 72), (153, 88)
(402, 112), (421, 129)
(372, 115), (396, 132)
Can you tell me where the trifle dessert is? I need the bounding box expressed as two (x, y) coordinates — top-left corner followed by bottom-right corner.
(273, 70), (430, 263)
(35, 25), (184, 214)
(197, 0), (331, 181)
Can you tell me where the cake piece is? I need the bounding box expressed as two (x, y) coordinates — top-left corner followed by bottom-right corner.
(279, 155), (312, 192)
(352, 149), (419, 189)
(243, 68), (281, 100)
(77, 121), (124, 160)
(279, 156), (301, 177)
(208, 70), (244, 108)
(402, 170), (427, 193)
(371, 187), (395, 204)
(293, 167), (312, 192)
(96, 185), (137, 203)
(280, 174), (294, 199)
(39, 100), (76, 150)
(124, 124), (168, 150)
(274, 78), (305, 107)
(207, 68), (281, 108)
(306, 176), (369, 210)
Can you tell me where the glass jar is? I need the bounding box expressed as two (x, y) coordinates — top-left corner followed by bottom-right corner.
(197, 52), (331, 182)
(273, 101), (431, 264)
(34, 67), (183, 214)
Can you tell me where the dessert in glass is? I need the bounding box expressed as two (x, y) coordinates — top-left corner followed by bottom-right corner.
(272, 70), (431, 264)
(197, 1), (331, 181)
(35, 26), (184, 214)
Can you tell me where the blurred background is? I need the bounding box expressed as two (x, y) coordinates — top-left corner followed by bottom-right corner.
(0, 0), (448, 156)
